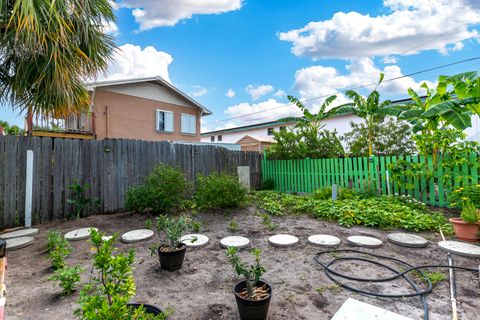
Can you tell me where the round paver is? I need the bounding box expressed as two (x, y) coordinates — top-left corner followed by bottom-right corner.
(6, 236), (34, 251)
(308, 234), (341, 247)
(180, 234), (209, 248)
(387, 233), (428, 248)
(438, 241), (480, 258)
(0, 228), (38, 240)
(64, 227), (98, 241)
(220, 236), (250, 249)
(268, 234), (299, 247)
(347, 235), (383, 248)
(121, 229), (154, 243)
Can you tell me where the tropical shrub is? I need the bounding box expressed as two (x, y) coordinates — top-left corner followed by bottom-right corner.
(49, 265), (84, 295)
(67, 180), (99, 219)
(126, 164), (188, 214)
(46, 231), (72, 269)
(193, 173), (247, 209)
(152, 215), (199, 250)
(449, 185), (480, 209)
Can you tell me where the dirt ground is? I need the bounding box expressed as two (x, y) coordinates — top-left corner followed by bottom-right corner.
(3, 206), (480, 320)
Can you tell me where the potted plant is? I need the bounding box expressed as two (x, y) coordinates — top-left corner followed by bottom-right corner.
(226, 247), (272, 320)
(450, 201), (480, 242)
(150, 215), (198, 271)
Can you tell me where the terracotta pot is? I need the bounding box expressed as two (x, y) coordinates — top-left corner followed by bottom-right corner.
(450, 218), (480, 242)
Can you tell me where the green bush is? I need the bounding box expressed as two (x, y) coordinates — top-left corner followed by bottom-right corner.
(449, 185), (480, 209)
(460, 201), (479, 223)
(193, 173), (247, 209)
(261, 178), (275, 190)
(255, 191), (451, 232)
(49, 265), (84, 295)
(313, 187), (359, 200)
(46, 231), (72, 269)
(125, 164), (188, 214)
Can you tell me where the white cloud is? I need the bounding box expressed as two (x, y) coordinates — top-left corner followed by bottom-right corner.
(383, 56), (397, 64)
(294, 58), (434, 111)
(226, 88), (236, 98)
(101, 44), (173, 82)
(245, 84), (274, 100)
(274, 89), (286, 97)
(279, 0), (480, 60)
(102, 20), (119, 35)
(120, 0), (243, 30)
(224, 98), (300, 125)
(191, 85), (207, 97)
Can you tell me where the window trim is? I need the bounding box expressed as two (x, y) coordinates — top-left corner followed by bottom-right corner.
(180, 113), (197, 135)
(217, 135), (222, 142)
(267, 127), (274, 135)
(156, 109), (174, 133)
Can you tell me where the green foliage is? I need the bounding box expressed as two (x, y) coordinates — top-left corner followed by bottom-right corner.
(67, 180), (99, 219)
(342, 119), (416, 156)
(46, 231), (72, 269)
(261, 178), (275, 190)
(313, 187), (359, 200)
(144, 219), (153, 230)
(255, 191), (451, 233)
(460, 201), (479, 224)
(49, 265), (84, 295)
(193, 173), (247, 209)
(259, 213), (277, 231)
(226, 247), (266, 299)
(75, 229), (172, 320)
(154, 215), (198, 250)
(228, 220), (238, 232)
(0, 120), (24, 135)
(423, 272), (447, 286)
(126, 164), (188, 214)
(449, 185), (480, 209)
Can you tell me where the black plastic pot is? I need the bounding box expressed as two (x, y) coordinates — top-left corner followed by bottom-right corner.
(158, 243), (187, 271)
(234, 279), (272, 320)
(127, 303), (163, 315)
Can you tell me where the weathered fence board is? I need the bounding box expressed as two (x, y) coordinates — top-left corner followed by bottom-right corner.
(0, 136), (262, 228)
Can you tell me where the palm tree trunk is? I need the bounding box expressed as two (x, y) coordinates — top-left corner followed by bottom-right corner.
(26, 106), (33, 136)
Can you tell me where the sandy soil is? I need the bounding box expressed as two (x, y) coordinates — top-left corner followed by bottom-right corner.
(3, 207), (480, 320)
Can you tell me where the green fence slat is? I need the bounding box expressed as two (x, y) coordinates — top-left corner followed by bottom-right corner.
(471, 152), (478, 185)
(343, 158), (348, 188)
(428, 156), (435, 206)
(352, 157), (358, 190)
(437, 155), (445, 207)
(379, 156), (386, 195)
(412, 156), (420, 201)
(461, 153), (469, 187)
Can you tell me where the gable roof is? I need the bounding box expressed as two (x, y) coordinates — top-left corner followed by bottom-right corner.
(236, 135), (275, 144)
(87, 76), (212, 115)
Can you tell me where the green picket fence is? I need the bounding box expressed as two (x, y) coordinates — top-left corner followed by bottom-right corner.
(262, 154), (479, 207)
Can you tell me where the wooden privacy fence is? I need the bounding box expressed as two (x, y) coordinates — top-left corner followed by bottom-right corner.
(0, 136), (262, 228)
(262, 154), (479, 207)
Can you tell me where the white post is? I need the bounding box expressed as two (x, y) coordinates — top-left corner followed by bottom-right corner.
(25, 150), (33, 228)
(386, 170), (391, 195)
(332, 184), (338, 200)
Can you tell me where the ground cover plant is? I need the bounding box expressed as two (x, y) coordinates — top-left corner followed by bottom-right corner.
(49, 265), (84, 296)
(255, 191), (452, 232)
(193, 172), (247, 209)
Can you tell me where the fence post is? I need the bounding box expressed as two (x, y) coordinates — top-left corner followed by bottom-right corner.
(25, 150), (34, 228)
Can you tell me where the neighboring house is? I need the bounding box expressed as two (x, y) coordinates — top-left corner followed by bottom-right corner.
(30, 77), (212, 141)
(236, 135), (275, 152)
(201, 114), (361, 144)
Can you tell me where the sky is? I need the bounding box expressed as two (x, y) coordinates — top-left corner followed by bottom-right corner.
(1, 0), (480, 131)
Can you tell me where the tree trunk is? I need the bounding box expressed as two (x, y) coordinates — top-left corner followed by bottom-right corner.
(26, 107), (33, 136)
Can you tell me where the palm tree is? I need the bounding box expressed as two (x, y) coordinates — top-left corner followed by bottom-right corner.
(328, 74), (395, 156)
(0, 0), (116, 134)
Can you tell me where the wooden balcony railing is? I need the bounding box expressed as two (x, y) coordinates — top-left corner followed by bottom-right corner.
(32, 113), (93, 134)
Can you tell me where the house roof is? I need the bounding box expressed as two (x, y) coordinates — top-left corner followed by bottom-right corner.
(236, 135), (275, 144)
(87, 76), (212, 115)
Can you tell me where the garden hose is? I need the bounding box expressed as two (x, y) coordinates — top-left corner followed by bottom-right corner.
(314, 249), (478, 320)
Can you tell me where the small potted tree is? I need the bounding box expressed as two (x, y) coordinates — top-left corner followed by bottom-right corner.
(226, 247), (272, 320)
(151, 215), (198, 271)
(450, 201), (480, 242)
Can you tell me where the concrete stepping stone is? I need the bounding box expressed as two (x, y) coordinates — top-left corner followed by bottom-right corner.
(180, 234), (209, 248)
(65, 227), (98, 241)
(0, 228), (38, 239)
(121, 229), (154, 243)
(268, 234), (299, 247)
(5, 236), (34, 251)
(308, 234), (341, 247)
(438, 240), (480, 258)
(347, 236), (383, 248)
(387, 233), (428, 248)
(220, 236), (250, 249)
(332, 298), (413, 320)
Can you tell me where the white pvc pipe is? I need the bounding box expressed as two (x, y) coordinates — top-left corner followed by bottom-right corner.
(25, 150), (33, 228)
(386, 170), (391, 195)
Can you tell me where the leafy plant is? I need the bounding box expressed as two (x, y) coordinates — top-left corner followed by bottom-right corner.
(49, 265), (84, 295)
(46, 231), (72, 269)
(193, 173), (247, 209)
(313, 187), (359, 200)
(261, 178), (275, 190)
(449, 185), (480, 209)
(226, 247), (267, 300)
(153, 215), (199, 251)
(228, 220), (239, 232)
(67, 181), (99, 219)
(259, 213), (276, 231)
(75, 229), (172, 319)
(460, 201), (479, 224)
(126, 164), (188, 214)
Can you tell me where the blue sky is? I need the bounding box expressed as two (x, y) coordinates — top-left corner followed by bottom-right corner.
(1, 0), (480, 130)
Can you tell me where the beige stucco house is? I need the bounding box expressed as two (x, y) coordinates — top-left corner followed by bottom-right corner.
(31, 77), (212, 142)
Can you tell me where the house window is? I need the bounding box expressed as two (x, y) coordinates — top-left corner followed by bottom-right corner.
(279, 126), (286, 132)
(218, 135), (222, 141)
(267, 127), (274, 135)
(181, 113), (196, 134)
(156, 109), (174, 132)
(211, 136), (215, 142)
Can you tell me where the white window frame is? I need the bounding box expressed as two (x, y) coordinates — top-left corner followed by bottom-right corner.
(156, 109), (174, 133)
(181, 113), (196, 134)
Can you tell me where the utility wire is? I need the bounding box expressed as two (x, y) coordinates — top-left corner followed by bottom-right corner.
(203, 56), (480, 128)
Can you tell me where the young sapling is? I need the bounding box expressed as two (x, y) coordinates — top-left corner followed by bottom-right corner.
(151, 215), (198, 253)
(226, 247), (268, 300)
